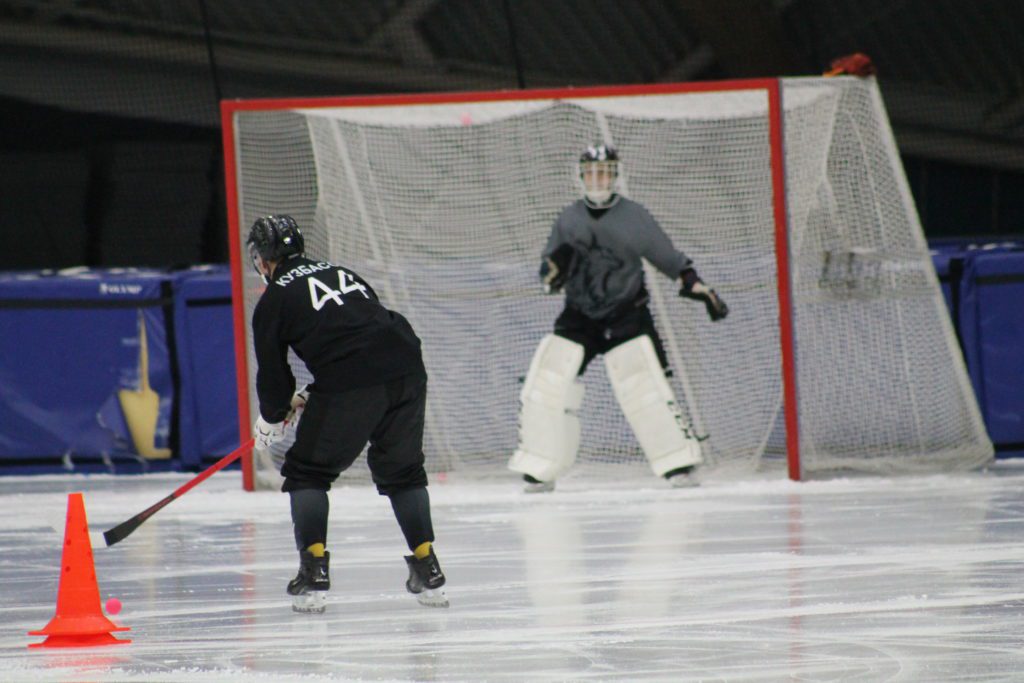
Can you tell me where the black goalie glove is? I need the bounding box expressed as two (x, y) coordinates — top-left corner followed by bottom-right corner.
(679, 269), (729, 322)
(540, 243), (574, 294)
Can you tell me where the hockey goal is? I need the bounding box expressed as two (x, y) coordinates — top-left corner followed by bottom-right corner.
(221, 78), (992, 490)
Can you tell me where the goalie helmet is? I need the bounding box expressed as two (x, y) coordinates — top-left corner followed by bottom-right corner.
(578, 144), (620, 208)
(247, 214), (305, 281)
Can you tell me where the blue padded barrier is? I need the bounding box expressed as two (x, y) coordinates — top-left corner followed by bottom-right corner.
(172, 266), (240, 467)
(0, 269), (176, 473)
(3, 242), (1021, 472)
(959, 249), (1024, 457)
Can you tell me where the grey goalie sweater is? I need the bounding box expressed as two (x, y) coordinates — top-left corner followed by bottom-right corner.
(544, 197), (692, 319)
(251, 256), (425, 423)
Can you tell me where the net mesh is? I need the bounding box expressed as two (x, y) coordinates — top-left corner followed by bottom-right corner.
(229, 78), (992, 485)
(784, 79), (991, 473)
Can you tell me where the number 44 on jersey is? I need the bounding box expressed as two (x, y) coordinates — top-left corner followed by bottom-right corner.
(309, 270), (369, 310)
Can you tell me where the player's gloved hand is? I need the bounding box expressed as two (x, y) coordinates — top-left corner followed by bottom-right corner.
(540, 244), (574, 294)
(540, 258), (560, 293)
(679, 269), (729, 322)
(253, 415), (287, 450)
(290, 384), (310, 412)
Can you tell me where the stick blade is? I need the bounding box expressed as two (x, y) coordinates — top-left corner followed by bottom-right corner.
(103, 519), (142, 547)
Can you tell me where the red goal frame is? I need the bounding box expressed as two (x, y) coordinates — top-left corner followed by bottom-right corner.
(220, 79), (799, 490)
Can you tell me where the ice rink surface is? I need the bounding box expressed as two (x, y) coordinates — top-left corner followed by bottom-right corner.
(3, 461), (1024, 682)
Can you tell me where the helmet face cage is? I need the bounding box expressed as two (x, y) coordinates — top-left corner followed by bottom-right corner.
(247, 240), (268, 282)
(577, 144), (620, 207)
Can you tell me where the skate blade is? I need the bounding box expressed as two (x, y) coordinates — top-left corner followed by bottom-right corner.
(291, 591), (327, 613)
(415, 588), (449, 608)
(523, 481), (555, 493)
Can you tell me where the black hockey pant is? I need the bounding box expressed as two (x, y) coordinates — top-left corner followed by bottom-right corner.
(553, 302), (670, 375)
(283, 374), (433, 551)
(281, 374), (429, 496)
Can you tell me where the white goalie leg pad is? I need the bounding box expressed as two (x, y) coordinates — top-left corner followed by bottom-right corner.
(604, 335), (702, 477)
(508, 334), (585, 482)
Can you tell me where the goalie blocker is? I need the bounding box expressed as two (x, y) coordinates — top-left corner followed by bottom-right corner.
(509, 334), (702, 483)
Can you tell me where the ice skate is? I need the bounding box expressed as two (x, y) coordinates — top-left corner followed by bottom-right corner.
(665, 466), (698, 488)
(287, 550), (330, 613)
(523, 474), (555, 493)
(404, 548), (448, 607)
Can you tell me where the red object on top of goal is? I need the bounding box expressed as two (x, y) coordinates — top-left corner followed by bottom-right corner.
(824, 53), (876, 77)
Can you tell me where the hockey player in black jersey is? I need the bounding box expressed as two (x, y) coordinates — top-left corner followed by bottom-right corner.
(508, 144), (729, 492)
(247, 214), (447, 611)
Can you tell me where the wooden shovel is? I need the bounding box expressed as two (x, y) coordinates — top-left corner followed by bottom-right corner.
(118, 311), (171, 459)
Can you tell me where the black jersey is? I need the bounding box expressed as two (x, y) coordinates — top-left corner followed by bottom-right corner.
(252, 255), (426, 422)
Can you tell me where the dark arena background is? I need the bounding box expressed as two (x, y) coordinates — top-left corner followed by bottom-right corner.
(1, 2), (1024, 680)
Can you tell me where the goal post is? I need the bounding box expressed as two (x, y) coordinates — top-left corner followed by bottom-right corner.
(221, 77), (992, 491)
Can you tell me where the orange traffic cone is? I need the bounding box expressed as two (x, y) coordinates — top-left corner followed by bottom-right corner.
(28, 492), (131, 648)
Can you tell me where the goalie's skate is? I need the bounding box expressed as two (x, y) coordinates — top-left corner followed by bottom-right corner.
(287, 550), (330, 613)
(665, 466), (699, 488)
(522, 474), (555, 493)
(405, 548), (448, 608)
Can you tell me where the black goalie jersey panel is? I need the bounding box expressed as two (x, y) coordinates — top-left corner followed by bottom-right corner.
(252, 256), (426, 422)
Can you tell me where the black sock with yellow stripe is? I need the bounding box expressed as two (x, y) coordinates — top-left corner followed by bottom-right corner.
(290, 488), (329, 551)
(389, 487), (434, 552)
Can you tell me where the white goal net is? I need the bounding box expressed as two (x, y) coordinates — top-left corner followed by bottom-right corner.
(224, 78), (992, 489)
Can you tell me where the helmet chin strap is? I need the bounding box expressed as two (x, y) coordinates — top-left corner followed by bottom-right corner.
(254, 255), (277, 285)
(582, 192), (620, 209)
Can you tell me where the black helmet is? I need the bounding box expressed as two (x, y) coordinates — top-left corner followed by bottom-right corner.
(247, 215), (305, 263)
(579, 144), (619, 164)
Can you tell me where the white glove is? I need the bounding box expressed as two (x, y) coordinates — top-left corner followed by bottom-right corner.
(283, 384), (311, 427)
(290, 384), (310, 412)
(253, 414), (286, 450)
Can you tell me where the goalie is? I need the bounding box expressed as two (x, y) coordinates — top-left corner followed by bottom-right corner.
(508, 144), (728, 492)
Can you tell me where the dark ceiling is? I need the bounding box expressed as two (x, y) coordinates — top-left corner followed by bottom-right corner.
(0, 0), (1022, 170)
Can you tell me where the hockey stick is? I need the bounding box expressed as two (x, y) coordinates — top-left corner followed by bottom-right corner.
(103, 438), (255, 547)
